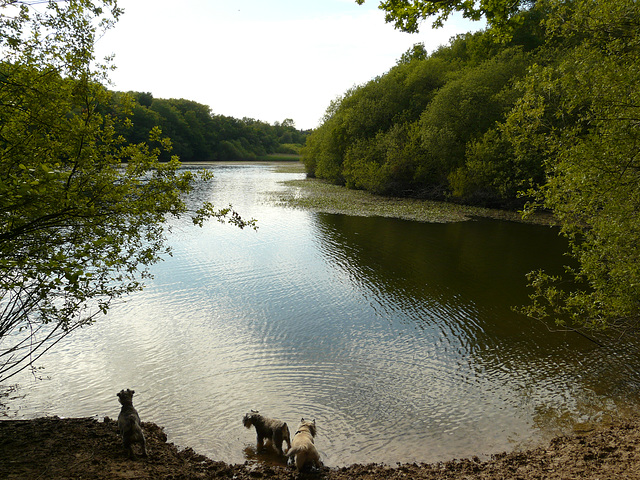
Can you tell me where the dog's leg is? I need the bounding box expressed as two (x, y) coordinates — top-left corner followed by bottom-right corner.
(140, 429), (148, 457)
(272, 428), (283, 455)
(282, 424), (291, 453)
(123, 437), (134, 459)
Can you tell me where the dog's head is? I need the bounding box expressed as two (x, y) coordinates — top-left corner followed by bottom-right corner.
(296, 418), (316, 438)
(117, 389), (135, 406)
(243, 410), (260, 429)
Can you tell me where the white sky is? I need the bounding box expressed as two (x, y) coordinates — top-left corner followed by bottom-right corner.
(94, 0), (485, 130)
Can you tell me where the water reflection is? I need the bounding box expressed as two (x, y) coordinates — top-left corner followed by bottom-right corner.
(314, 215), (566, 322)
(5, 165), (640, 467)
(311, 212), (640, 439)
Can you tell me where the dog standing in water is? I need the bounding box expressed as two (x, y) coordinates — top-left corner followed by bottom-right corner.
(117, 389), (148, 459)
(287, 418), (321, 471)
(243, 410), (291, 456)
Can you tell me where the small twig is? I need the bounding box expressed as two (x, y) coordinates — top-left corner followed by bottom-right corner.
(530, 314), (607, 347)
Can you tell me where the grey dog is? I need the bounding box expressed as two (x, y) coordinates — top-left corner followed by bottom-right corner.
(243, 410), (291, 455)
(117, 389), (148, 459)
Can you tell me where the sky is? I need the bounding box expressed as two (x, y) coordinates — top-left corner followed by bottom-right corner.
(94, 0), (485, 131)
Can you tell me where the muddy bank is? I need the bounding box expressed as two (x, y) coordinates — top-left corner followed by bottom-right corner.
(1, 416), (640, 479)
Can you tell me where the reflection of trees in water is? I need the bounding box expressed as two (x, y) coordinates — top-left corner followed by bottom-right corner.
(310, 212), (640, 420)
(311, 213), (568, 327)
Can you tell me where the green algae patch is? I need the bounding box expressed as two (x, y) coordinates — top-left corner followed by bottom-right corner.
(272, 176), (554, 225)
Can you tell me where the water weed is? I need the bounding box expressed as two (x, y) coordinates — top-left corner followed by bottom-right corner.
(272, 169), (553, 225)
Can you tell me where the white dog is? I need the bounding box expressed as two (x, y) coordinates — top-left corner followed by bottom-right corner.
(286, 418), (321, 471)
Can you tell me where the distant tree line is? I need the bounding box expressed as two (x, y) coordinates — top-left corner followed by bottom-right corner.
(112, 92), (309, 162)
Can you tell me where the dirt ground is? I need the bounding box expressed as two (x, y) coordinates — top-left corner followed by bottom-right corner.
(2, 416), (640, 479)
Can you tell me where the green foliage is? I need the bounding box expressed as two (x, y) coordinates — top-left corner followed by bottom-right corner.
(301, 97), (346, 182)
(356, 0), (534, 33)
(0, 1), (255, 382)
(304, 31), (534, 202)
(395, 42), (427, 65)
(343, 122), (419, 195)
(316, 0), (640, 331)
(121, 95), (308, 162)
(302, 53), (453, 185)
(515, 0), (640, 331)
(275, 143), (303, 155)
(446, 49), (544, 205)
(418, 48), (529, 185)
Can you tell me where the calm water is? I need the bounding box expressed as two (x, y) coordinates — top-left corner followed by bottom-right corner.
(5, 164), (640, 466)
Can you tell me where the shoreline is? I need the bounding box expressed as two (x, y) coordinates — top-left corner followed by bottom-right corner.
(180, 158), (302, 166)
(272, 176), (556, 225)
(1, 162), (606, 479)
(184, 159), (556, 225)
(2, 415), (640, 479)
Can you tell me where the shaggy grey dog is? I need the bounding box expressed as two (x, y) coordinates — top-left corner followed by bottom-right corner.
(242, 410), (291, 455)
(287, 418), (321, 471)
(117, 389), (148, 459)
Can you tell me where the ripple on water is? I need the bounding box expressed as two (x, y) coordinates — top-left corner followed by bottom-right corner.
(7, 165), (640, 467)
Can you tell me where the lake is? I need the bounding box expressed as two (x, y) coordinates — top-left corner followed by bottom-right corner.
(5, 163), (640, 466)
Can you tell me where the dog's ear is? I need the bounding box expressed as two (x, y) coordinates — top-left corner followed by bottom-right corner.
(301, 417), (304, 422)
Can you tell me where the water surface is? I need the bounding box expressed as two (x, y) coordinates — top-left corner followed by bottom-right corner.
(6, 164), (640, 466)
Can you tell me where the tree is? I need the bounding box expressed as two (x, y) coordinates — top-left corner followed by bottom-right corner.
(302, 53), (452, 185)
(0, 0), (254, 383)
(514, 0), (640, 332)
(353, 0), (639, 333)
(356, 0), (534, 32)
(304, 34), (533, 200)
(442, 48), (537, 205)
(416, 48), (528, 184)
(396, 42), (427, 65)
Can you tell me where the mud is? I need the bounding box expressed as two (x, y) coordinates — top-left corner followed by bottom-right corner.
(2, 416), (640, 479)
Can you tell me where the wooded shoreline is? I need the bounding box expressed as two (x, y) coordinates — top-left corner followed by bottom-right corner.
(185, 160), (557, 225)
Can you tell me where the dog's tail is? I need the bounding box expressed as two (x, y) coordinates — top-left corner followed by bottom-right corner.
(285, 445), (300, 457)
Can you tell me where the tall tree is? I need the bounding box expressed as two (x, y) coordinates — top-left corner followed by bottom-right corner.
(514, 0), (640, 332)
(0, 0), (253, 382)
(355, 0), (640, 333)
